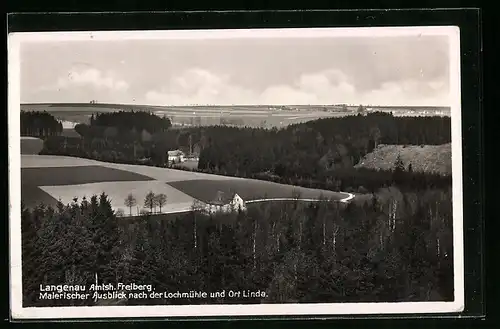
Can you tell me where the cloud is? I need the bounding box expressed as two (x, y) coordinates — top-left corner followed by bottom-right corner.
(29, 67), (448, 106)
(145, 68), (357, 105)
(363, 78), (450, 107)
(145, 68), (255, 105)
(26, 67), (131, 103)
(51, 68), (129, 92)
(144, 68), (449, 106)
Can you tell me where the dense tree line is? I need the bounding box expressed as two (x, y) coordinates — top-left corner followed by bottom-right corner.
(22, 186), (453, 307)
(41, 135), (168, 165)
(249, 166), (452, 194)
(88, 111), (172, 135)
(21, 111), (63, 137)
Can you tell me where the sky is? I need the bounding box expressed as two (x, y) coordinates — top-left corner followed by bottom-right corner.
(19, 32), (452, 107)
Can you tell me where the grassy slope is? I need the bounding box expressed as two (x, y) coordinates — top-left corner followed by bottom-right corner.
(21, 137), (44, 155)
(168, 179), (345, 203)
(354, 143), (452, 175)
(21, 166), (155, 186)
(39, 181), (197, 215)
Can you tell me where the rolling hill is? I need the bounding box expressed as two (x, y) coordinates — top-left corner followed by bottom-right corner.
(20, 102), (450, 129)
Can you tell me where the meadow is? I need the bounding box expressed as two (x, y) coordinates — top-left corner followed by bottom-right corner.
(21, 165), (154, 186)
(40, 181), (197, 215)
(21, 154), (346, 215)
(20, 103), (406, 129)
(21, 163), (155, 210)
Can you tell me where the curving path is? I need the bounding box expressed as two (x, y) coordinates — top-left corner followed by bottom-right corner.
(245, 192), (355, 205)
(339, 192), (356, 203)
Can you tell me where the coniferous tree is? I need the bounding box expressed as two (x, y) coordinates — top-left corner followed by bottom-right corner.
(90, 193), (121, 283)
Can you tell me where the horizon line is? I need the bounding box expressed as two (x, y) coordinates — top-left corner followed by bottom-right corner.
(20, 102), (452, 108)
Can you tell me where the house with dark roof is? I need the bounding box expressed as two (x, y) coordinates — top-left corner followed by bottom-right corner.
(204, 191), (247, 214)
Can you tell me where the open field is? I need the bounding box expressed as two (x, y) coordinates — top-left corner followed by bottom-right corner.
(21, 155), (234, 182)
(21, 165), (154, 186)
(354, 143), (452, 175)
(168, 179), (346, 203)
(21, 154), (348, 214)
(21, 165), (157, 212)
(40, 181), (196, 215)
(21, 103), (450, 129)
(20, 103), (351, 128)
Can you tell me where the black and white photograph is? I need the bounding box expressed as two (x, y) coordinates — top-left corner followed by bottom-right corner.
(9, 26), (464, 319)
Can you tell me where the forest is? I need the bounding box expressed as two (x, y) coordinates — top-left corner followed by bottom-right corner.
(22, 186), (453, 307)
(31, 110), (452, 193)
(195, 112), (450, 179)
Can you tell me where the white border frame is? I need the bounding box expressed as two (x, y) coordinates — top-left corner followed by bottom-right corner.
(8, 26), (464, 320)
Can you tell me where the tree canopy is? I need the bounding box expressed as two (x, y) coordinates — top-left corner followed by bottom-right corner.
(90, 110), (172, 135)
(21, 111), (63, 137)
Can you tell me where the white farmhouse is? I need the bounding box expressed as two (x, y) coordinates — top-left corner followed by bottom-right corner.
(167, 150), (185, 163)
(204, 191), (247, 214)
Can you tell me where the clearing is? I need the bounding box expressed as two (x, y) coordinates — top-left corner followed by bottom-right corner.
(354, 143), (452, 175)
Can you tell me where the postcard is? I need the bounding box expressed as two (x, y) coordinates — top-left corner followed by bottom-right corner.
(8, 26), (464, 320)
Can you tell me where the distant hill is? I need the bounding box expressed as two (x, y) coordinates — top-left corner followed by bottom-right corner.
(20, 103), (450, 111)
(354, 143), (452, 175)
